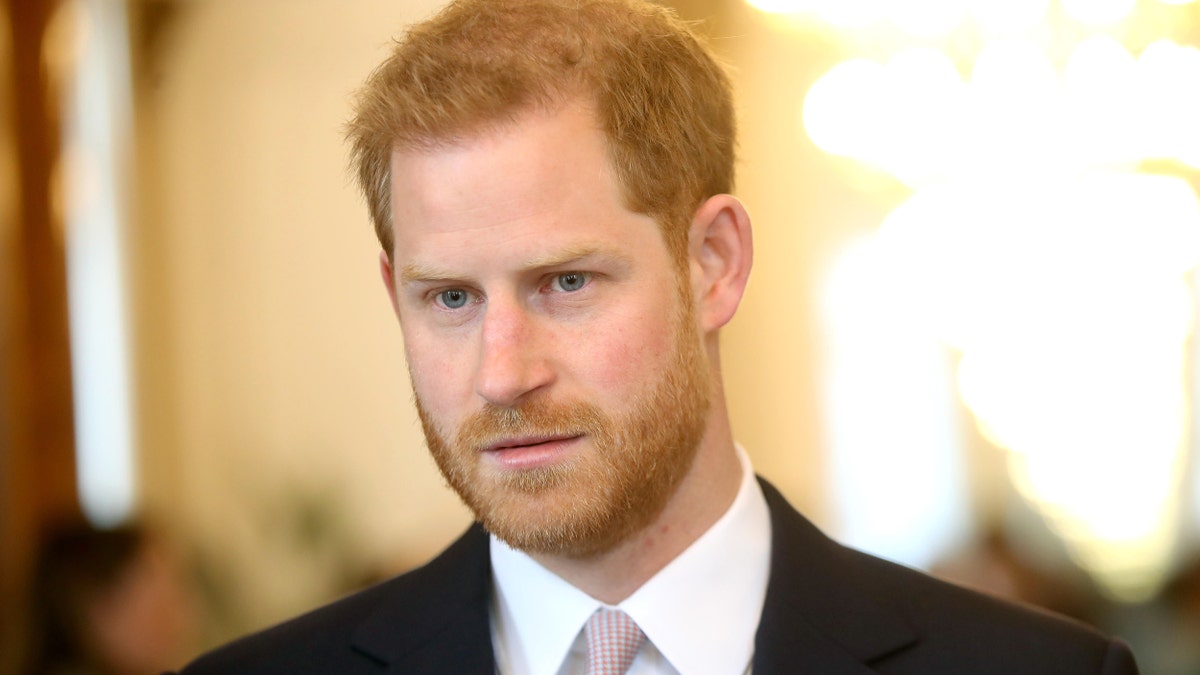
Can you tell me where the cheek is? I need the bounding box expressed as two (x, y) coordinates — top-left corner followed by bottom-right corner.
(404, 332), (472, 416)
(572, 313), (675, 396)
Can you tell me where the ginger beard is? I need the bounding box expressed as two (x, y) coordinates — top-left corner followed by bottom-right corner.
(414, 275), (712, 558)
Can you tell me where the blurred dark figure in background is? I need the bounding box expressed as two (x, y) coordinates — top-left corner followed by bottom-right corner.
(24, 521), (198, 675)
(933, 526), (1098, 622)
(1126, 557), (1200, 675)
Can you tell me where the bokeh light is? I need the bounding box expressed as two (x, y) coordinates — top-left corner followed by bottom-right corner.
(815, 0), (889, 28)
(743, 0), (809, 14)
(802, 58), (886, 159)
(821, 238), (970, 570)
(969, 41), (1062, 174)
(888, 0), (967, 37)
(771, 0), (1200, 601)
(878, 48), (966, 185)
(1138, 40), (1200, 166)
(1060, 0), (1139, 25)
(1062, 35), (1140, 167)
(969, 0), (1051, 33)
(879, 174), (1200, 600)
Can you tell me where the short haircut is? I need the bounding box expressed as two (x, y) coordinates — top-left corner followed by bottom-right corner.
(346, 0), (736, 262)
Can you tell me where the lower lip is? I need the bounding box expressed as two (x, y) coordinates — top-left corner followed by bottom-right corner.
(485, 436), (582, 470)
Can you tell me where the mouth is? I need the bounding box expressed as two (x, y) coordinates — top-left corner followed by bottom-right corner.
(482, 434), (583, 469)
(483, 434), (578, 452)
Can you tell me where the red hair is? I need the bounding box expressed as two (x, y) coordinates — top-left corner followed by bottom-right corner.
(346, 0), (736, 262)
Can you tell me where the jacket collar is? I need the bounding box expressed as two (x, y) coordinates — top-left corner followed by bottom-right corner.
(351, 523), (496, 674)
(754, 478), (919, 673)
(347, 478), (918, 673)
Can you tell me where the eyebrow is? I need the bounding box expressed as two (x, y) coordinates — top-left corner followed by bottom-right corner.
(398, 245), (633, 286)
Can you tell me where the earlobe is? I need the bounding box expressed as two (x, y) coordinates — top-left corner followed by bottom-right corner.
(379, 251), (402, 320)
(689, 194), (753, 332)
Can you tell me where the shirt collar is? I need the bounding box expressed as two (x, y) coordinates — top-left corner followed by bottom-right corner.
(490, 535), (597, 675)
(489, 445), (772, 675)
(619, 445), (771, 674)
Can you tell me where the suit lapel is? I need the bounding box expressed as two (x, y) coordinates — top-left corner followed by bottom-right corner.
(351, 524), (496, 675)
(346, 480), (918, 674)
(754, 479), (919, 673)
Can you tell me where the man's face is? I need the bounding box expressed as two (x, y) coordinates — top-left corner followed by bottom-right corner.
(383, 104), (712, 557)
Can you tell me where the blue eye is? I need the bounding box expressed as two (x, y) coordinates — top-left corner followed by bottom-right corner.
(437, 289), (470, 309)
(554, 272), (590, 292)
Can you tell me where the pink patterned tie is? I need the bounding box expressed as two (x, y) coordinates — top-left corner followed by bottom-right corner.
(584, 608), (646, 675)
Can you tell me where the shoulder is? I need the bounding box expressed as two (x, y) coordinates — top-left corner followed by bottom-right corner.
(176, 524), (491, 675)
(842, 544), (1137, 672)
(177, 578), (396, 675)
(756, 478), (1138, 673)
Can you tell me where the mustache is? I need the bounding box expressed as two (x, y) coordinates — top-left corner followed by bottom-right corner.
(455, 400), (608, 450)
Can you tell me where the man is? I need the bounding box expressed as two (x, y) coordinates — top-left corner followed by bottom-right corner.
(178, 0), (1140, 673)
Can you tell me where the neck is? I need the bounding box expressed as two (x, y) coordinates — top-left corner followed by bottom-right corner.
(529, 395), (743, 605)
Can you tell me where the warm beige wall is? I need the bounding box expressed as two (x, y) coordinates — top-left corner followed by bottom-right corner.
(131, 0), (889, 640)
(133, 0), (468, 639)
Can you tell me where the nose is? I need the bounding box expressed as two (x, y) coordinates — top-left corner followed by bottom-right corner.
(474, 298), (554, 407)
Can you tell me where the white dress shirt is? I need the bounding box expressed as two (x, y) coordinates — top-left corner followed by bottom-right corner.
(490, 446), (772, 675)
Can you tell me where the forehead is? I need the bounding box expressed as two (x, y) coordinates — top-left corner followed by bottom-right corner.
(387, 103), (663, 269)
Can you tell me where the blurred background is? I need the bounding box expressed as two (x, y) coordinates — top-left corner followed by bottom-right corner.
(2, 0), (1200, 672)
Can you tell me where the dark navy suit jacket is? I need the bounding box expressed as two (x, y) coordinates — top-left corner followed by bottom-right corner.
(177, 479), (1140, 674)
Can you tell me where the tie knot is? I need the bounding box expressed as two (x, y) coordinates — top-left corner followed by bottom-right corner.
(584, 608), (646, 675)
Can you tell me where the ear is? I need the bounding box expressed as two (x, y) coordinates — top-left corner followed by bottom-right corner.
(689, 194), (753, 333)
(379, 250), (402, 320)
